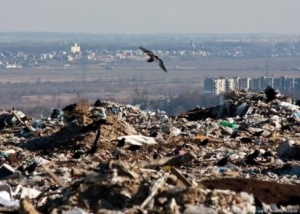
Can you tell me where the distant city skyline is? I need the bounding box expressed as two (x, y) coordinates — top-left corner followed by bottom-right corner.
(1, 0), (300, 35)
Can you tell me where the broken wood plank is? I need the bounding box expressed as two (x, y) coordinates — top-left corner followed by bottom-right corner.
(41, 164), (66, 188)
(141, 174), (168, 209)
(170, 167), (193, 187)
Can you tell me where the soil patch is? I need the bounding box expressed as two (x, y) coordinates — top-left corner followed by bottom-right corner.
(202, 178), (300, 205)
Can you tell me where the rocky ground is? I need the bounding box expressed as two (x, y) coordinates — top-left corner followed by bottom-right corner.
(1, 87), (300, 213)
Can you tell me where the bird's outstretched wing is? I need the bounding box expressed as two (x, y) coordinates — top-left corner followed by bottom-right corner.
(157, 58), (167, 72)
(139, 46), (168, 72)
(139, 46), (154, 57)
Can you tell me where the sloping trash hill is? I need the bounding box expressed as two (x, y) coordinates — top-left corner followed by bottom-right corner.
(1, 87), (300, 213)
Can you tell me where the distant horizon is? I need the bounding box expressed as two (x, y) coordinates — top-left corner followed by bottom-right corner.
(1, 31), (299, 44)
(1, 31), (299, 36)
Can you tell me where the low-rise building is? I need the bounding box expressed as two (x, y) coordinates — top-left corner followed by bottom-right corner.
(71, 43), (81, 55)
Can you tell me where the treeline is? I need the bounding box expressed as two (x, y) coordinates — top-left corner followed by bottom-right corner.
(148, 91), (219, 115)
(131, 88), (219, 115)
(0, 79), (218, 118)
(2, 79), (300, 119)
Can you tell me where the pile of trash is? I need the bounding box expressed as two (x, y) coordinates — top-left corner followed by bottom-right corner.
(1, 87), (300, 213)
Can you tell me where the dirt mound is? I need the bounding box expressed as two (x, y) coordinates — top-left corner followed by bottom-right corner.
(202, 178), (300, 205)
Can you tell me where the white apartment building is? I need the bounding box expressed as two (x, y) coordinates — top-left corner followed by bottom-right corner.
(204, 77), (226, 95)
(204, 76), (299, 95)
(239, 78), (250, 89)
(204, 77), (239, 95)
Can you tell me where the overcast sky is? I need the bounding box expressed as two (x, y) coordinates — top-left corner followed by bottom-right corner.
(1, 0), (300, 34)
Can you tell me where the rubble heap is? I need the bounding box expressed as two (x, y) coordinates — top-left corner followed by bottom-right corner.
(1, 87), (300, 213)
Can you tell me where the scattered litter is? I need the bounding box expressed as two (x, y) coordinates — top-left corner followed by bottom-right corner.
(116, 135), (157, 146)
(0, 87), (299, 213)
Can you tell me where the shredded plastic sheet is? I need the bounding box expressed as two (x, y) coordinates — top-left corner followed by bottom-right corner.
(117, 135), (157, 146)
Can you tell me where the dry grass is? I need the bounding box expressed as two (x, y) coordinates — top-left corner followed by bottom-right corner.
(74, 98), (91, 117)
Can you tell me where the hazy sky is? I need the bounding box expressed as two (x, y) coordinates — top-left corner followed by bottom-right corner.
(1, 0), (300, 34)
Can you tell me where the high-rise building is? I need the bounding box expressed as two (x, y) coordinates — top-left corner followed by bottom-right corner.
(204, 77), (226, 95)
(204, 76), (297, 95)
(239, 78), (250, 89)
(204, 77), (239, 95)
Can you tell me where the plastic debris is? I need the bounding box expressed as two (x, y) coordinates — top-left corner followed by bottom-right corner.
(0, 87), (299, 213)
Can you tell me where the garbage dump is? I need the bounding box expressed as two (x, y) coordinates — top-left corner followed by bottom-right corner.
(1, 87), (300, 213)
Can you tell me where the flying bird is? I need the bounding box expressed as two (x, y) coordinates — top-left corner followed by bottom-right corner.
(139, 46), (167, 72)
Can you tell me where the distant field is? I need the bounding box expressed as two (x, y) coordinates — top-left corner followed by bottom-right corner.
(1, 65), (299, 84)
(1, 60), (300, 117)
